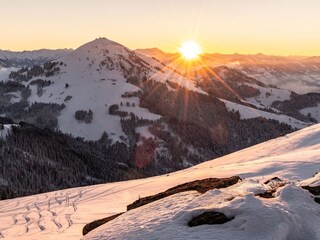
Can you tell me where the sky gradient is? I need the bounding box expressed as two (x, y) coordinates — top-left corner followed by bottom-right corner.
(1, 0), (320, 55)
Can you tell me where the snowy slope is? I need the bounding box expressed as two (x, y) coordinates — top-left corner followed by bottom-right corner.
(241, 70), (320, 94)
(135, 51), (204, 93)
(0, 124), (17, 140)
(300, 104), (320, 122)
(244, 83), (292, 108)
(0, 124), (319, 240)
(85, 180), (320, 240)
(0, 68), (17, 81)
(221, 99), (310, 129)
(23, 38), (155, 141)
(22, 38), (204, 141)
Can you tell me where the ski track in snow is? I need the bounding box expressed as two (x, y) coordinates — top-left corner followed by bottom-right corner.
(0, 179), (161, 239)
(0, 190), (84, 238)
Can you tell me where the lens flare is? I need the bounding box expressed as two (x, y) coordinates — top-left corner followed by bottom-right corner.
(179, 40), (202, 60)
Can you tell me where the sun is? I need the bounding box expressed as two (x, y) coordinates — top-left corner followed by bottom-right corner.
(179, 40), (202, 60)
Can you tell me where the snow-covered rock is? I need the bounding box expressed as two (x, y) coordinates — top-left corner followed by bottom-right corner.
(84, 182), (320, 240)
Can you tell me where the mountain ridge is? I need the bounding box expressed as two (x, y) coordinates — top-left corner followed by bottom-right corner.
(0, 48), (72, 68)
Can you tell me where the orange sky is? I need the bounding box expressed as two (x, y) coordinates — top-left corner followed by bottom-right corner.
(1, 0), (320, 56)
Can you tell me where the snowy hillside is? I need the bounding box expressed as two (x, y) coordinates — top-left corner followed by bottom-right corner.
(300, 104), (320, 122)
(0, 124), (17, 139)
(24, 38), (158, 141)
(221, 99), (310, 129)
(0, 123), (319, 240)
(239, 67), (320, 94)
(0, 68), (16, 82)
(16, 38), (203, 141)
(244, 83), (291, 108)
(4, 38), (317, 142)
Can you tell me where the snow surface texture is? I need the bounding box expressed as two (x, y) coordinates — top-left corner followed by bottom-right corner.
(0, 124), (320, 240)
(84, 182), (320, 240)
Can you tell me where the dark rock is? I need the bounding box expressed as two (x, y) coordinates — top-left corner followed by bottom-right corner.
(83, 176), (241, 235)
(127, 176), (241, 211)
(188, 211), (233, 227)
(301, 185), (320, 196)
(315, 197), (320, 204)
(82, 212), (124, 236)
(264, 177), (282, 185)
(257, 177), (285, 198)
(256, 189), (276, 198)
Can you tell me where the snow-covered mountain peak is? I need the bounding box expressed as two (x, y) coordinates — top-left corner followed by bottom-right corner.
(3, 37), (206, 141)
(59, 37), (150, 81)
(63, 37), (132, 61)
(19, 38), (161, 141)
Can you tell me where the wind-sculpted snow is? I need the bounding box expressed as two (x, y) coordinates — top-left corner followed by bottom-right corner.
(0, 124), (319, 239)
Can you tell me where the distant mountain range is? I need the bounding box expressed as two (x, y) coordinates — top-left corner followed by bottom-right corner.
(135, 48), (320, 94)
(2, 46), (320, 94)
(0, 48), (72, 68)
(0, 37), (319, 201)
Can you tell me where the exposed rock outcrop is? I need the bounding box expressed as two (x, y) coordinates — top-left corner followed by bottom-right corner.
(127, 176), (241, 210)
(83, 176), (241, 236)
(188, 211), (233, 227)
